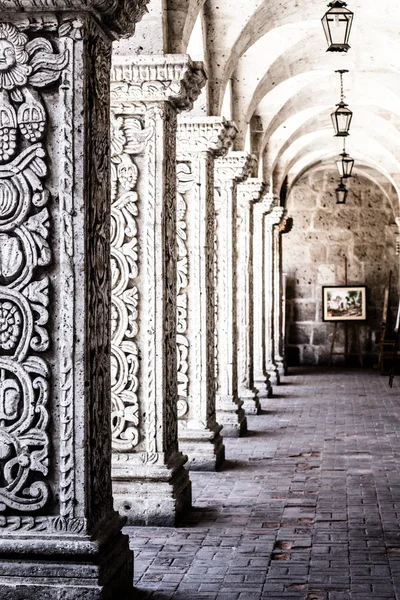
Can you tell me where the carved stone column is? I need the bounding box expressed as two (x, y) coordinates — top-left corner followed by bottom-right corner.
(175, 117), (236, 470)
(253, 196), (274, 398)
(273, 213), (290, 377)
(214, 152), (252, 437)
(236, 179), (265, 414)
(110, 56), (206, 525)
(0, 1), (148, 597)
(264, 206), (285, 385)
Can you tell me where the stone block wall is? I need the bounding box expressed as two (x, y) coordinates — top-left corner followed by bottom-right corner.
(282, 170), (399, 365)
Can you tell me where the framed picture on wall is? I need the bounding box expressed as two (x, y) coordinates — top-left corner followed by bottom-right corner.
(322, 286), (367, 322)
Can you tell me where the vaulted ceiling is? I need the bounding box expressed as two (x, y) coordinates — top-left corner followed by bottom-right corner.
(132, 0), (400, 210)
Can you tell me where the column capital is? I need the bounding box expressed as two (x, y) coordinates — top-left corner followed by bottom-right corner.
(3, 0), (149, 38)
(177, 116), (237, 156)
(215, 151), (255, 183)
(254, 193), (275, 214)
(111, 54), (207, 111)
(265, 206), (285, 226)
(238, 179), (266, 204)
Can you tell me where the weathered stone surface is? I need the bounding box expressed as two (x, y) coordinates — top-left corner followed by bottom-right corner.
(283, 171), (399, 365)
(293, 301), (317, 322)
(288, 324), (312, 345)
(110, 55), (206, 524)
(0, 0), (148, 596)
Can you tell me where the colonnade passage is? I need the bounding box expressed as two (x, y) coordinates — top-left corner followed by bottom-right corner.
(130, 368), (400, 600)
(1, 0), (400, 598)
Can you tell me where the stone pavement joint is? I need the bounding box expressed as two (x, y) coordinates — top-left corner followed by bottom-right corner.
(127, 368), (400, 599)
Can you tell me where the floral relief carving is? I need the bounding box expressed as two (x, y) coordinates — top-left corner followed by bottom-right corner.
(163, 104), (179, 456)
(110, 111), (153, 452)
(176, 162), (194, 418)
(0, 22), (67, 513)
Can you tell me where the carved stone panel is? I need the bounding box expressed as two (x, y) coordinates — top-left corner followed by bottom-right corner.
(174, 117), (235, 470)
(0, 22), (63, 517)
(237, 179), (265, 415)
(0, 5), (148, 597)
(176, 161), (194, 413)
(253, 196), (274, 398)
(264, 206), (285, 386)
(110, 56), (206, 525)
(214, 152), (252, 437)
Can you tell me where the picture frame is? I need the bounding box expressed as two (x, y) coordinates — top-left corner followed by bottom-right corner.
(322, 286), (367, 322)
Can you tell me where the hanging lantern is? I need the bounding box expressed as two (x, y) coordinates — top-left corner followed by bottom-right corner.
(336, 152), (354, 178)
(335, 179), (348, 204)
(331, 70), (352, 136)
(322, 0), (354, 52)
(335, 140), (354, 178)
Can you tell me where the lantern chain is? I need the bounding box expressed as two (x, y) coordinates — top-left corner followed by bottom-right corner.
(335, 69), (348, 103)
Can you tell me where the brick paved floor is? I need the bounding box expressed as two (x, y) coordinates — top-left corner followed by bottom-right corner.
(126, 367), (400, 600)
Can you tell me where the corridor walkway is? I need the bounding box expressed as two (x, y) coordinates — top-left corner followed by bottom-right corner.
(127, 368), (400, 600)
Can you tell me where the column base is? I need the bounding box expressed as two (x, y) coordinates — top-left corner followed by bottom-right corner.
(112, 453), (192, 526)
(0, 513), (133, 600)
(239, 388), (261, 415)
(266, 364), (280, 386)
(216, 394), (247, 437)
(179, 421), (225, 471)
(254, 376), (273, 399)
(275, 355), (286, 377)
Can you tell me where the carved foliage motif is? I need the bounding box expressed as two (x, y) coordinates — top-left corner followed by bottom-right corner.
(111, 57), (207, 112)
(176, 162), (194, 418)
(0, 22), (67, 513)
(163, 105), (179, 455)
(236, 194), (249, 389)
(110, 111), (152, 452)
(205, 154), (216, 422)
(85, 20), (114, 526)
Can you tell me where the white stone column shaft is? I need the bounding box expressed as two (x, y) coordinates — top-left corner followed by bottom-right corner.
(237, 179), (265, 414)
(110, 55), (206, 525)
(0, 2), (148, 597)
(176, 117), (236, 470)
(253, 197), (274, 397)
(214, 152), (252, 437)
(273, 213), (288, 376)
(264, 206), (285, 385)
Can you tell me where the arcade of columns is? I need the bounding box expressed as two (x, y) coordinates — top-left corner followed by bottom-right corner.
(0, 0), (291, 597)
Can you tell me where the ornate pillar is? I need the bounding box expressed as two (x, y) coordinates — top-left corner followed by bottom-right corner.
(0, 1), (148, 597)
(264, 206), (285, 385)
(176, 117), (236, 470)
(236, 179), (265, 414)
(214, 152), (252, 437)
(273, 213), (291, 377)
(253, 196), (274, 398)
(110, 56), (206, 525)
